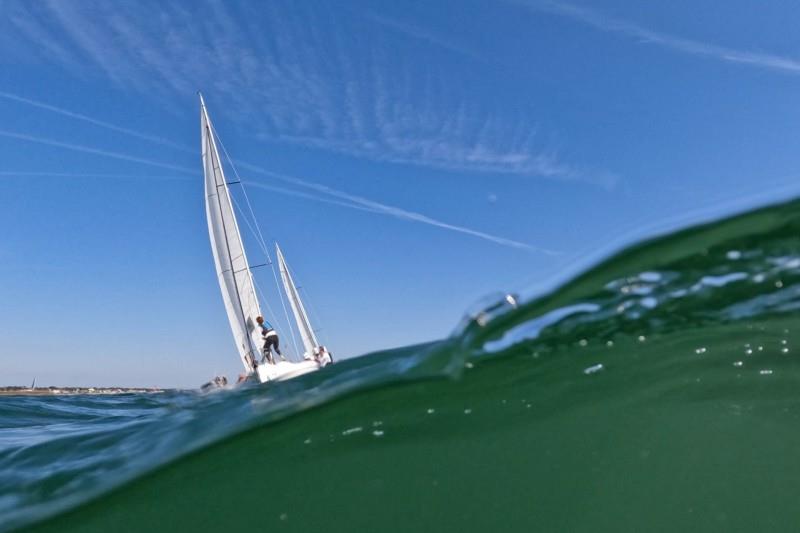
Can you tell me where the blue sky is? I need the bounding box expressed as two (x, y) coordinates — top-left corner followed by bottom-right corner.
(2, 0), (800, 388)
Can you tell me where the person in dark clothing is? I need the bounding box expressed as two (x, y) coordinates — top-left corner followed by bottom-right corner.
(256, 316), (283, 364)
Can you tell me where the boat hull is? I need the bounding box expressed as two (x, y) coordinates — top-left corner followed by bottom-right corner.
(255, 360), (321, 383)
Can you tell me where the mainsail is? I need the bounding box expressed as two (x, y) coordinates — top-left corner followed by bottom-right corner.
(276, 244), (319, 357)
(201, 94), (263, 372)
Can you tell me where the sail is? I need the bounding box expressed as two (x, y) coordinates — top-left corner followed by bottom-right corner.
(276, 244), (319, 357)
(201, 95), (263, 372)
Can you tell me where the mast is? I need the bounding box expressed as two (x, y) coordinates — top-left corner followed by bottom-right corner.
(201, 94), (262, 372)
(276, 243), (319, 356)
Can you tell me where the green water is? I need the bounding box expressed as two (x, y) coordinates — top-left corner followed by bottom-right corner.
(9, 198), (800, 532)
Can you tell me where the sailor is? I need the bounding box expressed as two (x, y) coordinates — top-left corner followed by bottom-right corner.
(316, 345), (333, 366)
(256, 316), (283, 364)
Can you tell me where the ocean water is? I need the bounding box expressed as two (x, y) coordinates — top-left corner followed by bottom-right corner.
(5, 198), (800, 532)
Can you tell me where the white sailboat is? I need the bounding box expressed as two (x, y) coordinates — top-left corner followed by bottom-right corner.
(276, 243), (320, 358)
(200, 94), (327, 383)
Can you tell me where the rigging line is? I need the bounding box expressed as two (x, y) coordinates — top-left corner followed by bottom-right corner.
(272, 248), (302, 359)
(230, 193), (270, 258)
(228, 194), (302, 357)
(298, 283), (327, 346)
(212, 125), (271, 258)
(284, 258), (321, 347)
(210, 125), (300, 360)
(229, 186), (302, 359)
(210, 121), (307, 360)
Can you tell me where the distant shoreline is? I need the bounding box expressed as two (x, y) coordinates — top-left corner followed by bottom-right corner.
(0, 387), (167, 396)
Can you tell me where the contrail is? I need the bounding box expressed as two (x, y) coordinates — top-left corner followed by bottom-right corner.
(0, 171), (192, 182)
(0, 93), (554, 254)
(0, 130), (196, 174)
(520, 0), (800, 74)
(0, 91), (196, 153)
(239, 163), (557, 254)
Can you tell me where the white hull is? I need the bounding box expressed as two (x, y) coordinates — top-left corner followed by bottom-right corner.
(255, 360), (322, 383)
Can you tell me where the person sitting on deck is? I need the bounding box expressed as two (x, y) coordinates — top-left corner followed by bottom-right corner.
(256, 316), (283, 364)
(314, 345), (333, 366)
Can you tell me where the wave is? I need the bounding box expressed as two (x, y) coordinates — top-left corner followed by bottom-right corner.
(8, 197), (800, 532)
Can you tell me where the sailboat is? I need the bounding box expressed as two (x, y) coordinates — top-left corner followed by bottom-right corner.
(200, 94), (329, 383)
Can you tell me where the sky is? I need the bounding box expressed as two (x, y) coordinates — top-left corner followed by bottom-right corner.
(2, 0), (800, 388)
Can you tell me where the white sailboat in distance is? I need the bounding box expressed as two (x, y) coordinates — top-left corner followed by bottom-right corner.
(200, 94), (330, 383)
(276, 243), (331, 363)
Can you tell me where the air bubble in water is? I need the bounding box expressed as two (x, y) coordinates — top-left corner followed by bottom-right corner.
(584, 364), (604, 375)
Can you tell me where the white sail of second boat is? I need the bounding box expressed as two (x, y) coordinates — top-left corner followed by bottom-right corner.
(276, 244), (320, 358)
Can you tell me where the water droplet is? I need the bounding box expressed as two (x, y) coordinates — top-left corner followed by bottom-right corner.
(606, 340), (614, 347)
(304, 438), (312, 444)
(342, 427), (363, 436)
(372, 421), (383, 427)
(776, 280), (784, 288)
(280, 513), (288, 521)
(465, 362), (474, 369)
(579, 339), (588, 347)
(584, 363), (604, 375)
(640, 297), (658, 309)
(745, 349), (753, 355)
(695, 347), (707, 354)
(782, 339), (788, 345)
(639, 271), (662, 282)
(525, 403), (532, 409)
(726, 250), (742, 260)
(464, 408), (472, 415)
(733, 361), (743, 367)
(427, 408), (435, 414)
(760, 369), (773, 375)
(638, 335), (646, 342)
(758, 346), (764, 352)
(372, 430), (384, 437)
(782, 347), (789, 354)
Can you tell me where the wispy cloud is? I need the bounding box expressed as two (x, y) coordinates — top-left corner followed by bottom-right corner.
(362, 12), (486, 63)
(3, 0), (608, 183)
(0, 92), (195, 153)
(0, 99), (549, 252)
(0, 171), (191, 182)
(239, 163), (557, 254)
(519, 0), (800, 74)
(0, 130), (196, 174)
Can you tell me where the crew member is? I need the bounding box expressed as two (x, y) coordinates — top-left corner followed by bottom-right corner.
(256, 316), (283, 364)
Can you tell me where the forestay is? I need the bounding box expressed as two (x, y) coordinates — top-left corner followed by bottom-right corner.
(201, 95), (263, 372)
(276, 244), (319, 357)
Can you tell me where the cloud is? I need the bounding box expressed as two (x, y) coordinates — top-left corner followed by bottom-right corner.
(0, 92), (195, 153)
(0, 130), (196, 174)
(3, 0), (609, 182)
(518, 0), (800, 74)
(0, 171), (191, 182)
(362, 12), (486, 63)
(238, 163), (559, 254)
(0, 120), (551, 253)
